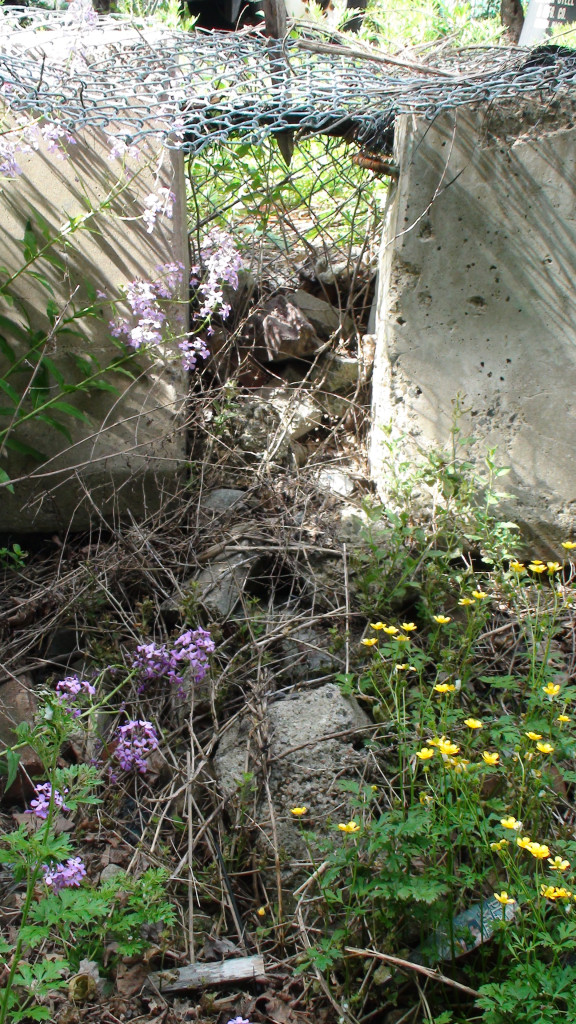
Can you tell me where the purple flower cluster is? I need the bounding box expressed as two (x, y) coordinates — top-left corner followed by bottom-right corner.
(28, 783), (69, 820)
(196, 228), (243, 321)
(178, 335), (210, 372)
(0, 119), (75, 178)
(132, 627), (215, 692)
(142, 186), (176, 234)
(56, 675), (96, 717)
(115, 720), (159, 773)
(110, 262), (184, 351)
(43, 856), (87, 892)
(108, 135), (141, 163)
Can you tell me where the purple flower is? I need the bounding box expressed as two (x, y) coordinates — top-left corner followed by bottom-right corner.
(65, 0), (99, 28)
(40, 123), (76, 159)
(27, 783), (69, 820)
(227, 1018), (251, 1024)
(115, 720), (159, 773)
(55, 675), (96, 717)
(43, 856), (86, 892)
(142, 187), (176, 234)
(179, 336), (210, 371)
(196, 229), (242, 322)
(131, 628), (215, 691)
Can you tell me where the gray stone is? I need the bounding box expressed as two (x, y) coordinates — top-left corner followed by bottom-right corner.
(315, 467), (356, 498)
(243, 295), (320, 361)
(313, 351), (361, 393)
(370, 103), (576, 541)
(213, 683), (371, 866)
(194, 551), (265, 619)
(200, 488), (248, 513)
(290, 289), (354, 340)
(100, 863), (124, 884)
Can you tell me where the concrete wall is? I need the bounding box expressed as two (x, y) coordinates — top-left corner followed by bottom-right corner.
(0, 118), (189, 531)
(370, 104), (576, 541)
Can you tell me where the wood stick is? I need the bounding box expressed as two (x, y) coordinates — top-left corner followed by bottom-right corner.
(147, 955), (266, 993)
(344, 946), (481, 999)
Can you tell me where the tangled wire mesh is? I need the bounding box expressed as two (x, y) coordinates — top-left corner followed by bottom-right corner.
(1, 6), (576, 154)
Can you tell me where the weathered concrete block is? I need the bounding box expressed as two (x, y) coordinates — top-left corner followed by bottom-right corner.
(0, 25), (189, 530)
(370, 105), (576, 540)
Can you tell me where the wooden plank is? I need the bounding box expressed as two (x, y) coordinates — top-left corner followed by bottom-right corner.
(147, 955), (266, 994)
(262, 0), (287, 38)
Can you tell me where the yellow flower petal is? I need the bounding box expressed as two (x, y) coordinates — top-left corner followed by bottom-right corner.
(528, 842), (551, 859)
(464, 718), (483, 729)
(361, 638), (378, 647)
(482, 751), (500, 765)
(458, 597), (475, 606)
(501, 816), (522, 831)
(525, 731), (543, 741)
(338, 821), (360, 834)
(494, 891), (515, 905)
(370, 622), (386, 630)
(434, 683), (455, 693)
(543, 683), (561, 697)
(472, 590), (488, 600)
(536, 741), (554, 754)
(401, 622), (417, 631)
(416, 747), (435, 760)
(548, 856), (570, 871)
(561, 541), (576, 550)
(290, 806), (308, 816)
(433, 614), (452, 624)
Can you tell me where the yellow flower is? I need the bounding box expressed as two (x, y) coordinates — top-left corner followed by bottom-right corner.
(464, 718), (483, 729)
(458, 597), (475, 606)
(449, 757), (470, 773)
(528, 842), (550, 859)
(433, 615), (452, 624)
(416, 747), (435, 760)
(541, 885), (572, 900)
(548, 856), (570, 872)
(490, 839), (509, 851)
(419, 792), (433, 806)
(547, 562), (561, 573)
(395, 635), (410, 643)
(427, 738), (440, 747)
(501, 816), (522, 831)
(494, 891), (515, 906)
(557, 715), (571, 724)
(290, 806), (308, 816)
(434, 683), (456, 693)
(536, 741), (554, 754)
(531, 559), (544, 564)
(370, 622), (386, 630)
(482, 751), (500, 765)
(382, 625), (399, 635)
(543, 683), (561, 697)
(517, 836), (533, 849)
(525, 731), (542, 741)
(256, 905), (266, 916)
(401, 622), (417, 631)
(529, 563), (547, 573)
(370, 785), (378, 791)
(437, 737), (460, 757)
(472, 590), (488, 600)
(395, 663), (409, 671)
(561, 541), (576, 550)
(338, 821), (360, 834)
(510, 561), (525, 572)
(361, 638), (378, 647)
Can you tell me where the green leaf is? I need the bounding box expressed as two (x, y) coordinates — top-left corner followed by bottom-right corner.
(50, 401), (91, 425)
(2, 437), (46, 461)
(0, 335), (16, 364)
(23, 219), (39, 260)
(0, 466), (14, 492)
(4, 747), (20, 790)
(0, 378), (19, 405)
(0, 314), (30, 343)
(40, 356), (65, 387)
(26, 271), (55, 296)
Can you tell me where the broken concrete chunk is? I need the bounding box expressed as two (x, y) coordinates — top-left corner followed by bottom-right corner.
(290, 289), (354, 340)
(243, 295), (320, 361)
(214, 683), (371, 865)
